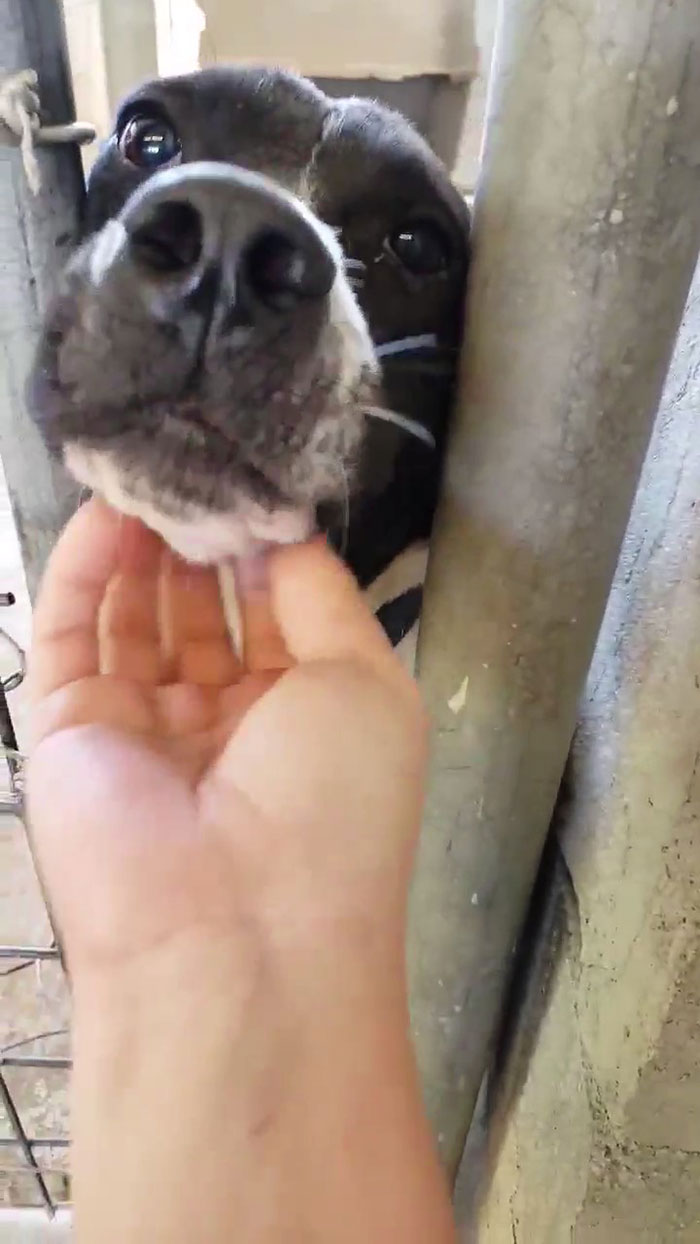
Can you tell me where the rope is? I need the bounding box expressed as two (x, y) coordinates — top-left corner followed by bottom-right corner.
(0, 69), (40, 192)
(0, 69), (95, 195)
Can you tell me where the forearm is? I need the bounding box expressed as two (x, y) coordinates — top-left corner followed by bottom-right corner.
(70, 929), (456, 1244)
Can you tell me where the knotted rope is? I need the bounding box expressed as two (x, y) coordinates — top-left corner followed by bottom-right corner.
(0, 68), (95, 193)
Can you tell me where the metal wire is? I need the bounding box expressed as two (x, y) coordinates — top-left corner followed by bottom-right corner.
(0, 954), (70, 1205)
(0, 593), (70, 1215)
(0, 947), (70, 1212)
(0, 1071), (55, 1214)
(0, 948), (60, 962)
(0, 625), (26, 694)
(2, 1030), (69, 1056)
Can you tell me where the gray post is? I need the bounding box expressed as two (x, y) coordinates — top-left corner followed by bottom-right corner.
(98, 0), (158, 109)
(0, 0), (83, 599)
(409, 0), (700, 1178)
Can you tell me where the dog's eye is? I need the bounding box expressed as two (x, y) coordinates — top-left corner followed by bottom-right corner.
(119, 115), (181, 169)
(388, 220), (450, 276)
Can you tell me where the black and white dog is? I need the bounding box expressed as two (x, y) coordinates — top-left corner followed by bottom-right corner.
(28, 66), (470, 663)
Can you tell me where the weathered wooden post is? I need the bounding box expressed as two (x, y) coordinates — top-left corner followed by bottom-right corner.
(0, 0), (85, 600)
(410, 0), (700, 1178)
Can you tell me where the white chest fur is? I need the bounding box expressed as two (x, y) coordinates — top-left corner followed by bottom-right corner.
(363, 540), (428, 676)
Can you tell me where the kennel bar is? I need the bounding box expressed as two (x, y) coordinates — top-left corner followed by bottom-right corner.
(0, 938), (70, 1214)
(410, 0), (700, 1181)
(0, 949), (60, 963)
(0, 727), (67, 1215)
(1, 0), (85, 1215)
(0, 1072), (54, 1215)
(0, 1141), (68, 1150)
(0, 0), (83, 601)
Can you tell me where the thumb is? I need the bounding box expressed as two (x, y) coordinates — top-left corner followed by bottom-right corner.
(267, 541), (407, 686)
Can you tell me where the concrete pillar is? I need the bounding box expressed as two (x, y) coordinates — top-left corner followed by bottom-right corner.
(409, 0), (700, 1178)
(468, 254), (700, 1242)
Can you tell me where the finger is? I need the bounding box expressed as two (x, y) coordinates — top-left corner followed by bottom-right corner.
(235, 557), (291, 673)
(164, 553), (242, 686)
(31, 675), (156, 747)
(98, 522), (165, 681)
(268, 541), (404, 682)
(30, 501), (135, 702)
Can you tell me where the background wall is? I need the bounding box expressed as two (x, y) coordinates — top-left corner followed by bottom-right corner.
(62, 0), (493, 189)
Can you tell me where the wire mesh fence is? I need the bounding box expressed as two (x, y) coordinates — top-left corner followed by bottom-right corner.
(0, 599), (71, 1217)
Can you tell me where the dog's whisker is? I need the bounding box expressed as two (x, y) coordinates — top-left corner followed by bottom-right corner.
(341, 465), (351, 557)
(376, 334), (439, 359)
(333, 460), (351, 559)
(344, 257), (366, 272)
(364, 406), (436, 449)
(218, 562), (243, 659)
(317, 461), (351, 559)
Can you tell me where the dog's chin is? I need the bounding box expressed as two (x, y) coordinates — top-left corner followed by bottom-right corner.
(64, 443), (315, 562)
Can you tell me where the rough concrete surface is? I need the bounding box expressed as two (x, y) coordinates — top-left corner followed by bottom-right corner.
(465, 260), (700, 1241)
(578, 950), (700, 1241)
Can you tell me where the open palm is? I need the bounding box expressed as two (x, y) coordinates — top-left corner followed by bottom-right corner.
(26, 501), (426, 967)
(29, 502), (291, 786)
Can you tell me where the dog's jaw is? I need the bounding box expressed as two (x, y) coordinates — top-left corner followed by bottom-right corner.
(64, 443), (315, 560)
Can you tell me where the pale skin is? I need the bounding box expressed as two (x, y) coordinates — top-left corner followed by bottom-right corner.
(26, 499), (456, 1244)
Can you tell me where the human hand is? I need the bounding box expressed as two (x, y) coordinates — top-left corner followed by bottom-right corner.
(27, 499), (427, 973)
(26, 501), (454, 1244)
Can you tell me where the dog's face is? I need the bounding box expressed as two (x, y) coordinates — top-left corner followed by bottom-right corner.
(28, 67), (469, 570)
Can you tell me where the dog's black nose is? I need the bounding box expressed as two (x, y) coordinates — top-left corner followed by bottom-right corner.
(119, 162), (336, 319)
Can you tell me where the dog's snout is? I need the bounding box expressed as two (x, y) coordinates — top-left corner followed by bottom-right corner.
(129, 201), (204, 275)
(244, 231), (323, 311)
(119, 162), (337, 319)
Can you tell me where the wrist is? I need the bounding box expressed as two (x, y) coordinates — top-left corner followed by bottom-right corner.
(69, 924), (429, 1244)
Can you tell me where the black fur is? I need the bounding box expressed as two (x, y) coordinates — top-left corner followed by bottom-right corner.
(28, 67), (470, 596)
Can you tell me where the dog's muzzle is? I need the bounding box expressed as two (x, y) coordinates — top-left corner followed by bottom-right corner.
(31, 161), (377, 562)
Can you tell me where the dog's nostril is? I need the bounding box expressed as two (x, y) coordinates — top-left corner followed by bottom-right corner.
(244, 231), (312, 311)
(129, 201), (203, 274)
